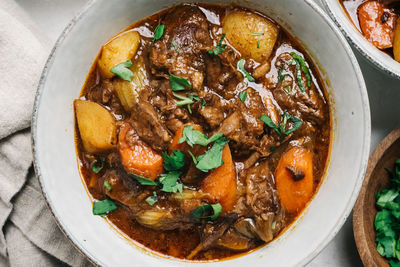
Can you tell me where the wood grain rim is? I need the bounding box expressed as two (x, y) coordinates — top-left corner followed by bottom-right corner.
(353, 128), (400, 267)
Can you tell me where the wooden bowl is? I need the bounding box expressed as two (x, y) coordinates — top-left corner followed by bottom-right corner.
(353, 128), (400, 267)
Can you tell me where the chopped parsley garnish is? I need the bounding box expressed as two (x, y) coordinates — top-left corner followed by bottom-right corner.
(251, 32), (264, 35)
(173, 93), (194, 106)
(290, 52), (312, 92)
(159, 171), (183, 194)
(93, 199), (117, 216)
(129, 173), (158, 186)
(110, 60), (133, 81)
(194, 137), (229, 172)
(209, 33), (227, 55)
(192, 203), (222, 220)
(170, 74), (192, 91)
(374, 159), (400, 266)
(92, 159), (104, 174)
(178, 125), (223, 147)
(162, 150), (186, 171)
(239, 91), (247, 103)
(152, 24), (165, 43)
(257, 40), (260, 48)
(172, 93), (205, 114)
(171, 40), (180, 53)
(259, 111), (302, 136)
(103, 181), (112, 191)
(237, 58), (255, 82)
(145, 192), (158, 206)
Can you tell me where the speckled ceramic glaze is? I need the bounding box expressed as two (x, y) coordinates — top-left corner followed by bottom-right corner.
(32, 0), (371, 266)
(320, 0), (400, 80)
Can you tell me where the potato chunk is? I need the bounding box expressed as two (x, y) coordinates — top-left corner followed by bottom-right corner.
(394, 18), (400, 62)
(223, 11), (279, 62)
(74, 100), (117, 153)
(98, 30), (140, 78)
(113, 56), (148, 111)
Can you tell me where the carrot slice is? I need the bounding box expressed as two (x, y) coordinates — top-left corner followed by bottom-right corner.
(118, 123), (163, 180)
(169, 123), (203, 151)
(275, 146), (314, 213)
(201, 145), (237, 213)
(358, 1), (397, 49)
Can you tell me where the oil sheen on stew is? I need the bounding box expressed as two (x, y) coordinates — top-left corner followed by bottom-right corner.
(74, 3), (331, 261)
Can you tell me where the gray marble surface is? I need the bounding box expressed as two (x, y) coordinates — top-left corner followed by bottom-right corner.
(15, 0), (400, 265)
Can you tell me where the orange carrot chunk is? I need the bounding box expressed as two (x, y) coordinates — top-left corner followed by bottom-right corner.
(201, 145), (237, 213)
(118, 123), (163, 180)
(170, 123), (203, 151)
(358, 1), (397, 49)
(275, 146), (314, 214)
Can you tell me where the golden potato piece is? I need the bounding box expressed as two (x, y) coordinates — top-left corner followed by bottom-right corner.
(223, 11), (279, 63)
(113, 57), (149, 111)
(74, 100), (117, 153)
(394, 18), (400, 63)
(98, 30), (140, 78)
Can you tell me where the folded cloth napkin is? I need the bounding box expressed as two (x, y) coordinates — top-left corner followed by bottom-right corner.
(0, 0), (92, 266)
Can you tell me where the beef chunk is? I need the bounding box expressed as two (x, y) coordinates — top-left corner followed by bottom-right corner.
(130, 102), (172, 151)
(150, 5), (213, 90)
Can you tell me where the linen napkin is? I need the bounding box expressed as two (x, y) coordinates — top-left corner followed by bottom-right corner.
(0, 0), (92, 266)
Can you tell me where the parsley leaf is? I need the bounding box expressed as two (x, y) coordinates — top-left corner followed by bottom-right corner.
(237, 58), (255, 82)
(259, 111), (302, 136)
(170, 74), (192, 91)
(178, 125), (223, 147)
(239, 91), (247, 103)
(93, 199), (117, 216)
(159, 171), (183, 194)
(162, 150), (186, 171)
(92, 159), (104, 173)
(290, 52), (312, 92)
(145, 192), (158, 206)
(209, 33), (227, 55)
(195, 137), (229, 172)
(153, 24), (165, 43)
(259, 114), (281, 136)
(110, 60), (134, 81)
(192, 203), (222, 220)
(129, 173), (158, 186)
(103, 181), (112, 191)
(171, 40), (180, 53)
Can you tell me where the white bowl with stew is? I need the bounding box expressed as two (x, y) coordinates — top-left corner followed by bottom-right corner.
(320, 0), (400, 79)
(32, 0), (371, 266)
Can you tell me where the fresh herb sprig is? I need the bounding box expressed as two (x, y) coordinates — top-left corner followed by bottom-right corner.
(178, 125), (223, 147)
(93, 199), (117, 216)
(110, 60), (134, 81)
(192, 203), (222, 220)
(172, 93), (205, 114)
(170, 74), (192, 91)
(209, 33), (227, 55)
(237, 58), (255, 82)
(152, 24), (165, 43)
(145, 192), (158, 206)
(239, 91), (247, 102)
(290, 52), (312, 93)
(259, 111), (302, 136)
(92, 159), (104, 174)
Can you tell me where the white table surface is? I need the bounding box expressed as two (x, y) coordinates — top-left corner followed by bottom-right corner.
(15, 0), (400, 266)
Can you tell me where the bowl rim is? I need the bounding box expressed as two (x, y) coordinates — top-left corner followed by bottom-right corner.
(320, 0), (400, 80)
(31, 0), (371, 266)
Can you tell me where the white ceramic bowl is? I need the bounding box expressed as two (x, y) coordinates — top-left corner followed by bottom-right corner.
(32, 0), (371, 266)
(320, 0), (400, 79)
